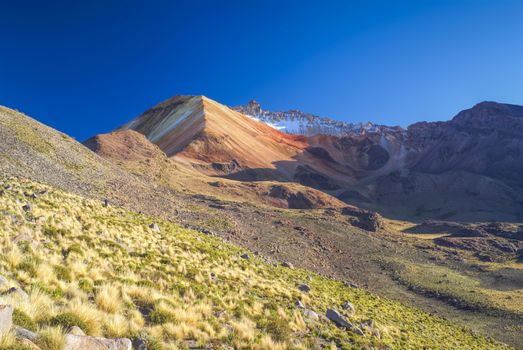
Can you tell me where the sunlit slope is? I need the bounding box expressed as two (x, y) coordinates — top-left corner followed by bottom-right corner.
(0, 176), (511, 350)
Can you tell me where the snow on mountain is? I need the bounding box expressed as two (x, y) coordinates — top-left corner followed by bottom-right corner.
(232, 99), (396, 136)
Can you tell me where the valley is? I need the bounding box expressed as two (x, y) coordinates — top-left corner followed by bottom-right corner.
(0, 98), (522, 349)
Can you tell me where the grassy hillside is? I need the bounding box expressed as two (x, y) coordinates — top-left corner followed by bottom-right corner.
(0, 176), (511, 350)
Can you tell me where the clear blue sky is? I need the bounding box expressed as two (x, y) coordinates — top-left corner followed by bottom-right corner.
(1, 0), (522, 140)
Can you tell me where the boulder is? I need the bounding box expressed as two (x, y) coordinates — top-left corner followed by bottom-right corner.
(0, 305), (13, 335)
(0, 275), (8, 288)
(132, 338), (147, 350)
(342, 301), (355, 313)
(303, 309), (319, 320)
(326, 308), (352, 329)
(297, 283), (311, 293)
(3, 286), (29, 300)
(67, 326), (86, 336)
(149, 223), (160, 233)
(282, 261), (294, 269)
(17, 338), (41, 349)
(295, 300), (305, 309)
(64, 334), (132, 350)
(14, 326), (37, 341)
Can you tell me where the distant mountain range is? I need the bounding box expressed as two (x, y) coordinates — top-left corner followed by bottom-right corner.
(1, 97), (522, 348)
(100, 96), (523, 222)
(232, 99), (400, 136)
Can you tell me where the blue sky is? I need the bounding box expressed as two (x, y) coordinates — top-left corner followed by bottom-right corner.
(1, 0), (522, 140)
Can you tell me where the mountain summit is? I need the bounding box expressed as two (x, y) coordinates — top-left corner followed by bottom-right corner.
(110, 96), (523, 222)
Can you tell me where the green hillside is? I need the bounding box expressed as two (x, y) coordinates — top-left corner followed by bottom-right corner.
(0, 176), (511, 350)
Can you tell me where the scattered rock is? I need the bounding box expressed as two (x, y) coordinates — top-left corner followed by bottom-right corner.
(303, 309), (319, 320)
(342, 301), (355, 313)
(3, 286), (29, 300)
(67, 326), (86, 336)
(0, 275), (8, 288)
(64, 334), (132, 350)
(240, 253), (250, 260)
(295, 300), (305, 309)
(326, 308), (352, 329)
(14, 326), (37, 341)
(149, 223), (160, 233)
(0, 305), (13, 335)
(17, 338), (41, 350)
(282, 261), (294, 269)
(297, 283), (311, 293)
(341, 207), (384, 232)
(132, 338), (147, 350)
(344, 281), (359, 288)
(30, 193), (38, 199)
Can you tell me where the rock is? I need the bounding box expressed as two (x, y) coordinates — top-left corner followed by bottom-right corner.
(14, 326), (37, 341)
(240, 253), (250, 260)
(326, 309), (353, 329)
(342, 301), (355, 313)
(102, 199), (109, 207)
(295, 300), (305, 309)
(64, 334), (132, 350)
(3, 287), (29, 300)
(0, 275), (8, 288)
(303, 309), (319, 320)
(0, 305), (13, 335)
(297, 283), (311, 293)
(282, 261), (294, 269)
(132, 338), (147, 350)
(22, 203), (32, 212)
(149, 223), (160, 233)
(68, 326), (86, 336)
(17, 338), (41, 350)
(344, 281), (359, 288)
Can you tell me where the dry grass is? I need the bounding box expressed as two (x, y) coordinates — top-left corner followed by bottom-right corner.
(0, 177), (512, 350)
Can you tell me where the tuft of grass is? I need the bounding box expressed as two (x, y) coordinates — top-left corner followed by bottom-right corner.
(36, 326), (65, 350)
(49, 312), (88, 333)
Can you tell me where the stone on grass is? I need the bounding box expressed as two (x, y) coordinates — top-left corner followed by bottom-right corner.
(282, 261), (294, 269)
(64, 334), (132, 350)
(240, 253), (250, 260)
(149, 223), (161, 233)
(14, 326), (37, 341)
(67, 326), (86, 336)
(3, 286), (29, 300)
(297, 283), (311, 293)
(132, 338), (147, 350)
(0, 275), (8, 288)
(17, 338), (41, 350)
(303, 309), (319, 320)
(0, 305), (13, 335)
(295, 300), (305, 309)
(342, 301), (355, 313)
(326, 308), (352, 329)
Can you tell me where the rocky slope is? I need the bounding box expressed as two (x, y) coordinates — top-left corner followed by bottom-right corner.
(117, 96), (523, 222)
(0, 103), (522, 347)
(232, 100), (396, 136)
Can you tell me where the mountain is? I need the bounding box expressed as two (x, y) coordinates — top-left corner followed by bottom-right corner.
(116, 96), (523, 222)
(233, 99), (398, 136)
(1, 102), (522, 348)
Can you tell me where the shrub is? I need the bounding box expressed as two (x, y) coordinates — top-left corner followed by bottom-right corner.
(53, 265), (72, 282)
(49, 312), (88, 332)
(13, 309), (37, 331)
(78, 279), (94, 293)
(148, 308), (176, 325)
